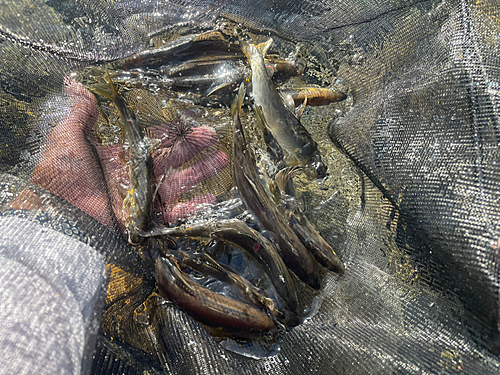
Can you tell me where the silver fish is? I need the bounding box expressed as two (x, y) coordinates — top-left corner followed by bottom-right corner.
(242, 39), (326, 179)
(90, 71), (154, 244)
(231, 84), (321, 289)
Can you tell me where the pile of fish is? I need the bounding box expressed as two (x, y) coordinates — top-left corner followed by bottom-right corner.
(85, 29), (347, 351)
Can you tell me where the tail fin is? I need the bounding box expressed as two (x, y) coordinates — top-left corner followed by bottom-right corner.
(257, 38), (273, 56)
(241, 38), (273, 59)
(241, 43), (254, 60)
(88, 70), (119, 104)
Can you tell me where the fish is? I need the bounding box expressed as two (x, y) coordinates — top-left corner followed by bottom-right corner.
(88, 66), (242, 97)
(157, 55), (308, 96)
(139, 218), (300, 322)
(265, 56), (307, 85)
(109, 34), (197, 70)
(242, 39), (327, 179)
(110, 31), (233, 70)
(164, 57), (245, 77)
(177, 250), (279, 317)
(279, 87), (347, 119)
(274, 167), (344, 274)
(155, 256), (276, 334)
(280, 87), (347, 108)
(97, 37), (308, 99)
(165, 59), (248, 96)
(107, 30), (244, 98)
(160, 69), (243, 96)
(90, 71), (154, 244)
(102, 60), (245, 97)
(165, 55), (304, 88)
(231, 83), (321, 290)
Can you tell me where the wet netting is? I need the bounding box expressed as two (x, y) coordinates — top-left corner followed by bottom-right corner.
(1, 0), (499, 374)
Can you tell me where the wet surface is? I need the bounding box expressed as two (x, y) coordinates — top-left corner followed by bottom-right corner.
(4, 20), (350, 359)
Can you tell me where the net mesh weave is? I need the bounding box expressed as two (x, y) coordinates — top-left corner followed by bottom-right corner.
(0, 0), (499, 373)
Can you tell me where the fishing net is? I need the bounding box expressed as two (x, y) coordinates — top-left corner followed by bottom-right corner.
(0, 0), (499, 373)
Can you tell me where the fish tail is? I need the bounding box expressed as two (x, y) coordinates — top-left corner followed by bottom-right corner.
(103, 70), (120, 102)
(241, 38), (273, 59)
(88, 70), (120, 105)
(241, 43), (254, 60)
(256, 38), (273, 56)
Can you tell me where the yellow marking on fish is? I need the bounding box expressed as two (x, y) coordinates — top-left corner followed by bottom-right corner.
(122, 188), (138, 224)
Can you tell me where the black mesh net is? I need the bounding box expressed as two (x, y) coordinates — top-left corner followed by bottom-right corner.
(1, 0), (499, 374)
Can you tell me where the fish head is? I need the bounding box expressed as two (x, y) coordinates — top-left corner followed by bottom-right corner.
(302, 232), (344, 274)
